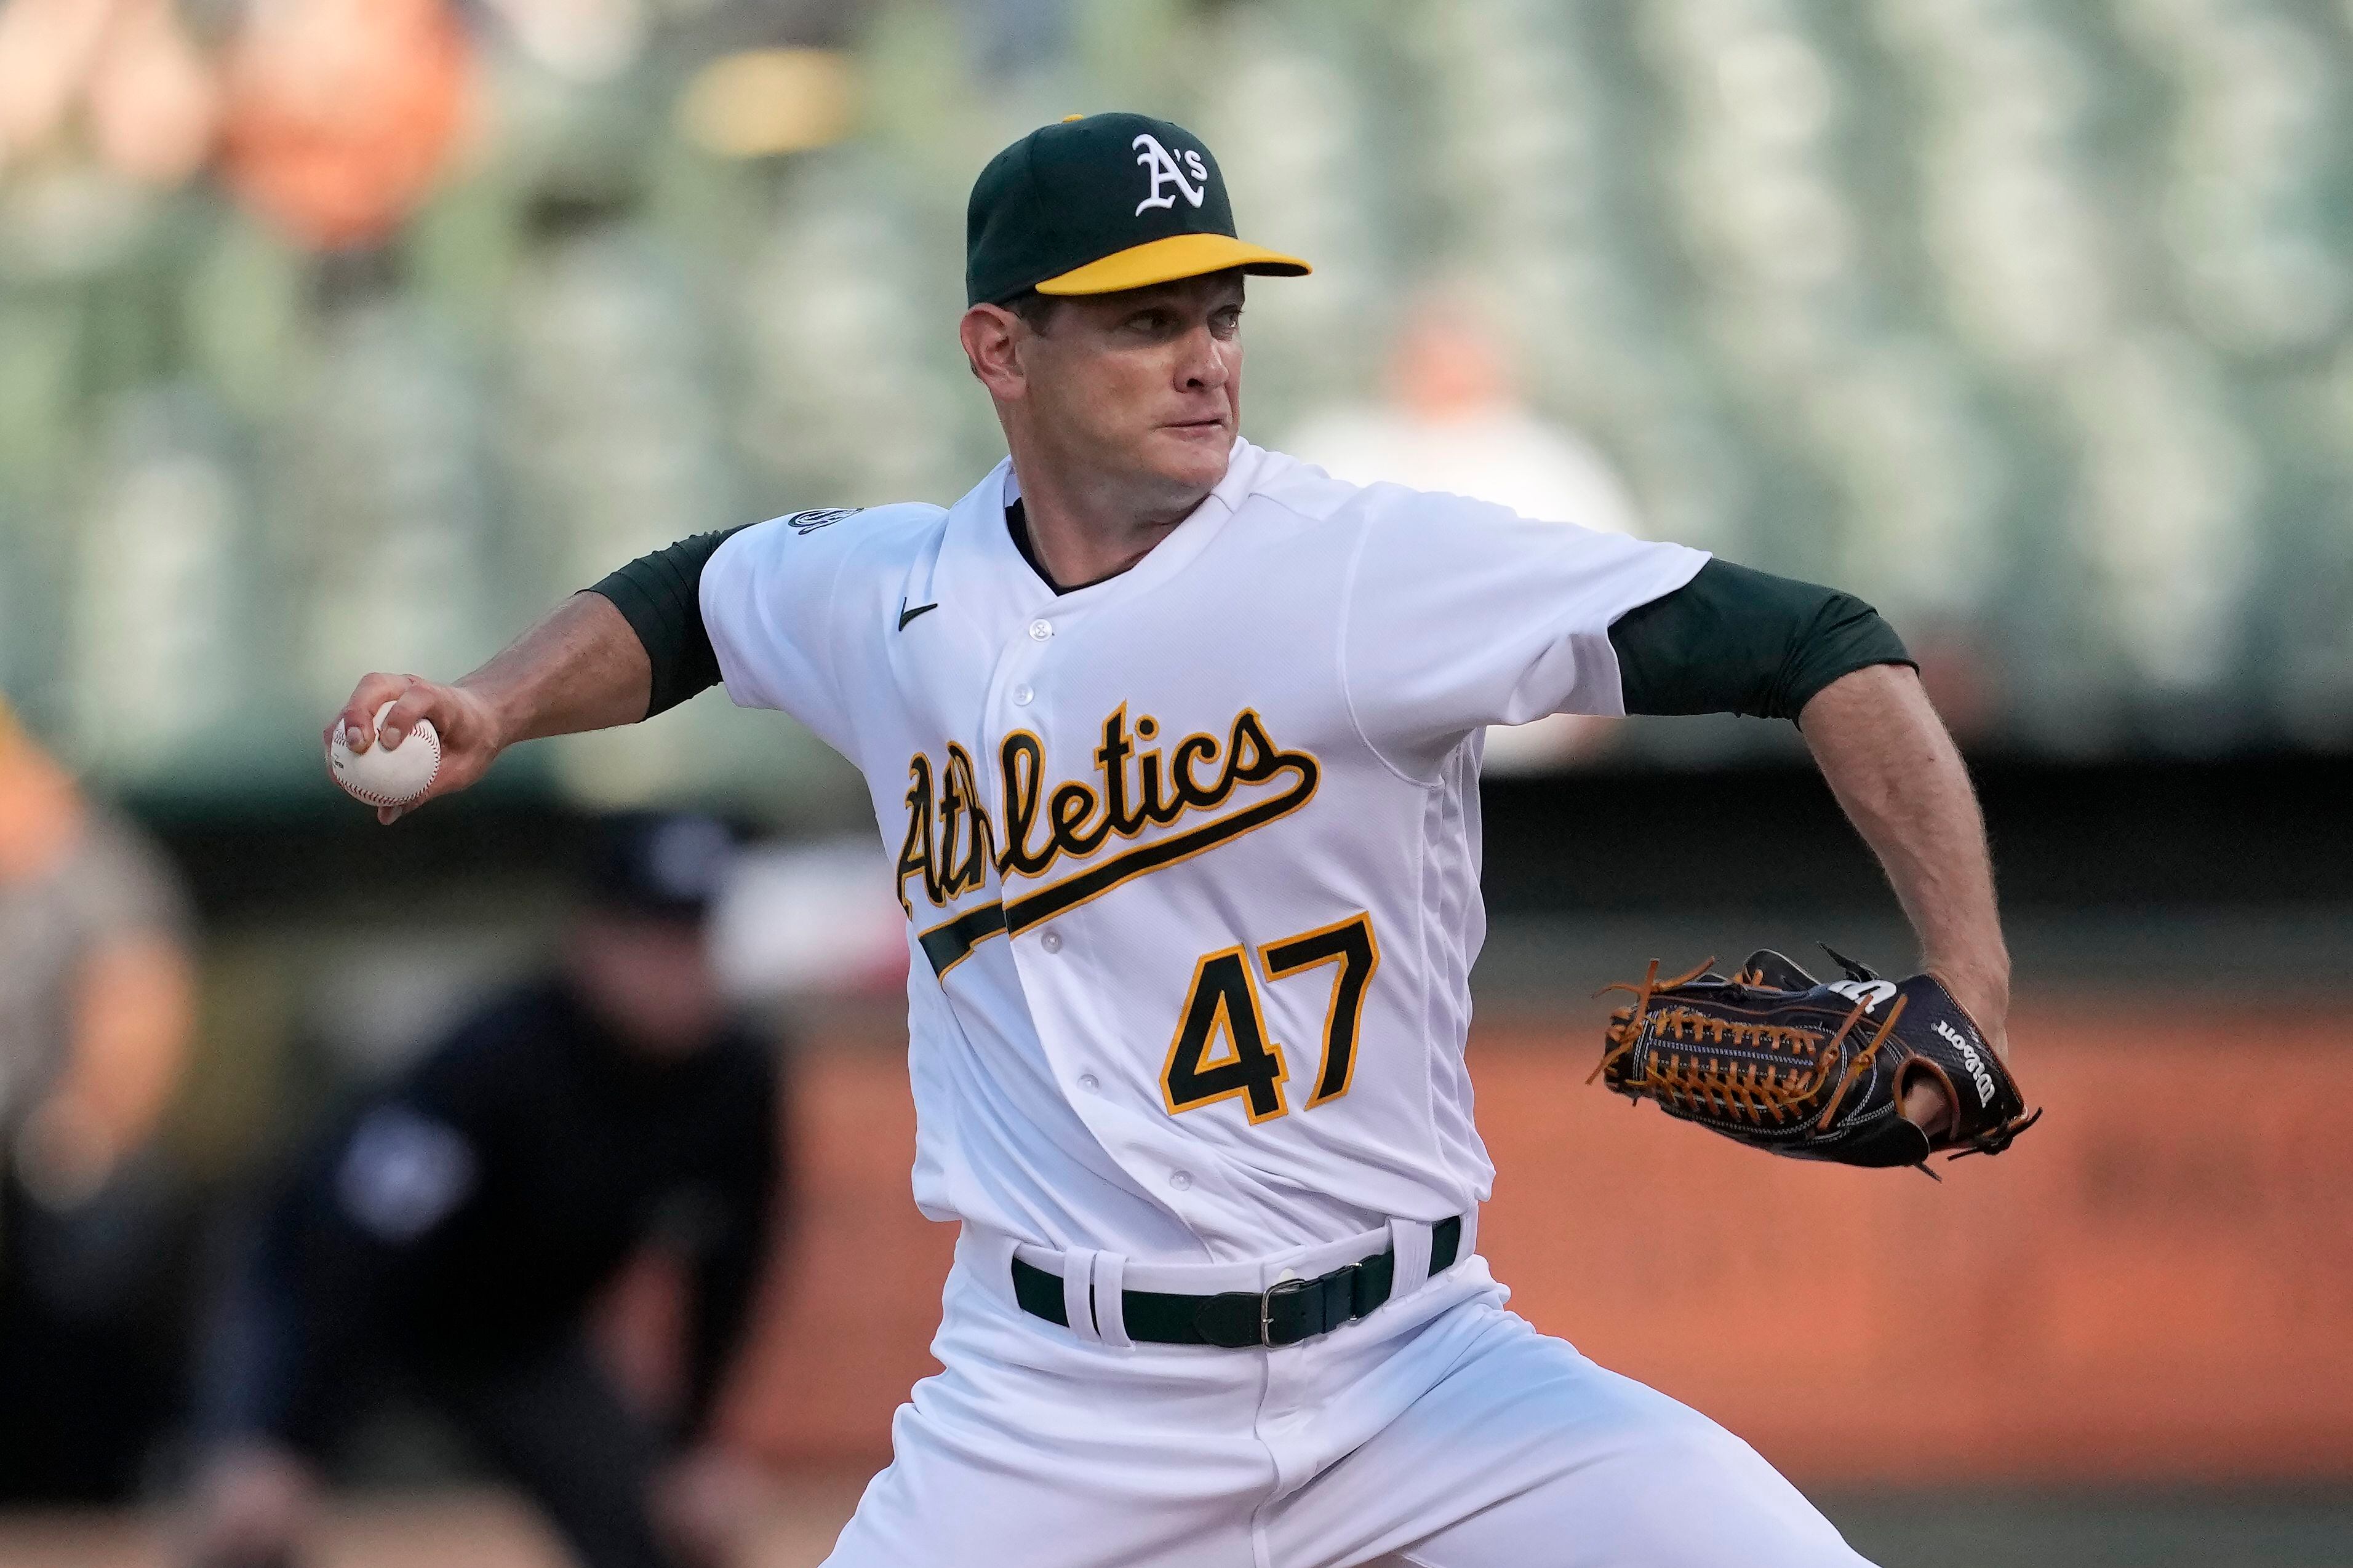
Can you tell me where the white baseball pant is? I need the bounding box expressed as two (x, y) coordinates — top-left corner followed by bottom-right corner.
(821, 1221), (1874, 1568)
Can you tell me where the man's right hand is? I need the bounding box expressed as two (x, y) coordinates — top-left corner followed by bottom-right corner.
(325, 674), (506, 825)
(324, 592), (657, 823)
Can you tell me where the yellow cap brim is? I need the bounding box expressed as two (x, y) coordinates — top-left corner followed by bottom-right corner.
(1034, 233), (1311, 296)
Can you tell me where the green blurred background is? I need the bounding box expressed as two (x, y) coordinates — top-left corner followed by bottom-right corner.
(7, 0), (2353, 813)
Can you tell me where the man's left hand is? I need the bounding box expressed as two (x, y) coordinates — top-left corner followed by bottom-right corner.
(1901, 968), (2010, 1140)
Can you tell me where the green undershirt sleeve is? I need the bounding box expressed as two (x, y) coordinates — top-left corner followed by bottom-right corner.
(585, 525), (749, 720)
(1606, 559), (1914, 721)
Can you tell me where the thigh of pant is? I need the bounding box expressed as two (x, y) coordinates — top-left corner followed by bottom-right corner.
(1266, 1303), (1875, 1568)
(820, 1268), (1272, 1568)
(429, 1339), (675, 1568)
(822, 1383), (1264, 1568)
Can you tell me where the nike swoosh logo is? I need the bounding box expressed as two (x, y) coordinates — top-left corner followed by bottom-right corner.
(898, 600), (939, 631)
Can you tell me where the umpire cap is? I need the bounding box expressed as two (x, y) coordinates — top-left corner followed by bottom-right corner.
(965, 112), (1309, 306)
(585, 812), (738, 922)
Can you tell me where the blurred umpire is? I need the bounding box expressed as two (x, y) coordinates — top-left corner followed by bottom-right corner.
(185, 814), (786, 1568)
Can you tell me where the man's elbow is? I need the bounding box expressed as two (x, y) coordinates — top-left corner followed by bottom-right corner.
(1794, 659), (1922, 731)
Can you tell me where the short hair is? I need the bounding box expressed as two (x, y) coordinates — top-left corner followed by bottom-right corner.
(1001, 288), (1063, 334)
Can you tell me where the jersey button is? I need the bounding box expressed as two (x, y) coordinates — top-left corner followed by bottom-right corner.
(1169, 1170), (1193, 1192)
(1039, 929), (1063, 953)
(1028, 618), (1054, 641)
(1077, 1073), (1100, 1093)
(1012, 683), (1034, 706)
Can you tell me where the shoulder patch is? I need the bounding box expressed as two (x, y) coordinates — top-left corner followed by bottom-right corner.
(786, 508), (863, 535)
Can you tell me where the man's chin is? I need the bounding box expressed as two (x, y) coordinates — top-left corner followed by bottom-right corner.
(1149, 425), (1234, 487)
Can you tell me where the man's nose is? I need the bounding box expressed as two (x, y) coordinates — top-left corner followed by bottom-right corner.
(1176, 326), (1231, 392)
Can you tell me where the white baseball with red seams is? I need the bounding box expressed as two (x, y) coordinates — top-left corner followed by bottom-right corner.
(327, 701), (440, 808)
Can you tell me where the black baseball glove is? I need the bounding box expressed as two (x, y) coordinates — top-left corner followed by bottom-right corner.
(1591, 947), (2040, 1174)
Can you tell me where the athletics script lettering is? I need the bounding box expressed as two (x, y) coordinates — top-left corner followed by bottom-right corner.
(894, 706), (1320, 975)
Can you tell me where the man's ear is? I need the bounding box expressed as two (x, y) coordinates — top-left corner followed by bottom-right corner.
(961, 304), (1027, 397)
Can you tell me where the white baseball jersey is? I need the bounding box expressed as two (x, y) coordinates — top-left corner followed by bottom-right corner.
(700, 439), (1705, 1265)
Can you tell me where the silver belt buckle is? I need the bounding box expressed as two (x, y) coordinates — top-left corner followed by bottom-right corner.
(1259, 1275), (1316, 1348)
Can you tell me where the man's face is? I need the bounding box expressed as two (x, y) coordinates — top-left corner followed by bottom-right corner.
(1005, 271), (1245, 506)
(567, 910), (725, 1059)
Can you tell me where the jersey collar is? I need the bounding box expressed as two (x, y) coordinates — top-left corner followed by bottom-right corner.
(938, 439), (1266, 631)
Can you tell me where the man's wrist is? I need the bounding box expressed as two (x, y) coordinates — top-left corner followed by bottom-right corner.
(1926, 960), (2009, 1032)
(451, 675), (518, 753)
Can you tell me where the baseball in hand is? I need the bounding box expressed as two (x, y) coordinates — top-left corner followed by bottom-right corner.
(327, 701), (440, 809)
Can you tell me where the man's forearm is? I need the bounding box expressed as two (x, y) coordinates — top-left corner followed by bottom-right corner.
(1797, 664), (2010, 1042)
(461, 591), (653, 746)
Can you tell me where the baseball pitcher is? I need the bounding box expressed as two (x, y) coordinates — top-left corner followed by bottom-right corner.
(328, 114), (2031, 1567)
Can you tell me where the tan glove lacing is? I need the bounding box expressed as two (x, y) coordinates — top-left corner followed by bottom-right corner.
(1589, 959), (1909, 1130)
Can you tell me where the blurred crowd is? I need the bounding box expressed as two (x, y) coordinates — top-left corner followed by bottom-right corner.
(0, 0), (2348, 819)
(0, 694), (194, 1505)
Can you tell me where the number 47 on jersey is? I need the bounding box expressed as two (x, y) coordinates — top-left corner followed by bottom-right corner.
(1162, 913), (1379, 1125)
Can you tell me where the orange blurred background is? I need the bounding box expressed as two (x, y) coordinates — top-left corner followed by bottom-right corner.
(722, 1004), (2353, 1486)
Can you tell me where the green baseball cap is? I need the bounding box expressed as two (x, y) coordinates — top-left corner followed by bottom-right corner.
(965, 112), (1311, 307)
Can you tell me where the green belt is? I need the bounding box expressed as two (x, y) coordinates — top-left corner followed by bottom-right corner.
(1010, 1216), (1465, 1349)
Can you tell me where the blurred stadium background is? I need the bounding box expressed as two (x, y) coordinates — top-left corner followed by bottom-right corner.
(1, 0), (2351, 1564)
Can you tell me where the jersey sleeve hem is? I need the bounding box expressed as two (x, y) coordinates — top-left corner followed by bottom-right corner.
(1588, 546), (1709, 719)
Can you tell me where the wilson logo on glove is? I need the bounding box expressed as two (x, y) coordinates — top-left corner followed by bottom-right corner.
(1936, 1020), (1999, 1106)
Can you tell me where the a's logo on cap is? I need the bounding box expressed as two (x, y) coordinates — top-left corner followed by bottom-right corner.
(1133, 133), (1208, 215)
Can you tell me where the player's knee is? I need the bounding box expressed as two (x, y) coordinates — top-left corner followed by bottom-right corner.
(1630, 1421), (1860, 1562)
(1615, 1404), (1750, 1478)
